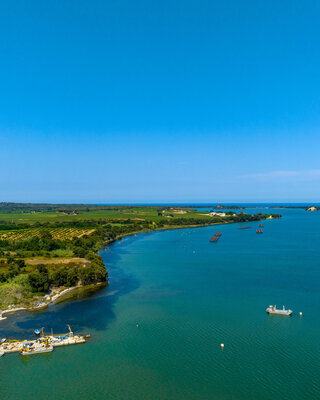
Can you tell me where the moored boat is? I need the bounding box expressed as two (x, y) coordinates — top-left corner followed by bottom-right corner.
(209, 236), (219, 242)
(20, 342), (53, 356)
(266, 305), (292, 316)
(20, 346), (53, 356)
(256, 229), (263, 233)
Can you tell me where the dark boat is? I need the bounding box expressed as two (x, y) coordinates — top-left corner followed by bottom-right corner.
(259, 224), (264, 227)
(256, 229), (263, 234)
(238, 226), (251, 229)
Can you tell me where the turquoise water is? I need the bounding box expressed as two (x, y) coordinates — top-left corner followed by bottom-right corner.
(1, 208), (320, 399)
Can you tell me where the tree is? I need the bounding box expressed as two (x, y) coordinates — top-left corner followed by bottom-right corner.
(8, 264), (20, 278)
(6, 256), (15, 264)
(73, 247), (87, 258)
(0, 273), (7, 283)
(37, 264), (48, 274)
(28, 272), (50, 293)
(16, 259), (26, 270)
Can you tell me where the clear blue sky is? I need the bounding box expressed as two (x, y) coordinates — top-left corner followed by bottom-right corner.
(1, 0), (320, 203)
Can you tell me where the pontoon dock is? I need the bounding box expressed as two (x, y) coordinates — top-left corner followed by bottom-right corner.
(0, 326), (89, 357)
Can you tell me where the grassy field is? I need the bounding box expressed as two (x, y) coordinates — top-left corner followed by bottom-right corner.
(0, 206), (210, 224)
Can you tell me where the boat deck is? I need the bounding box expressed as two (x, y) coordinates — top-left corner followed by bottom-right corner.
(266, 306), (292, 316)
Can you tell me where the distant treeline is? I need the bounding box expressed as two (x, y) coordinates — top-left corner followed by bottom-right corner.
(0, 202), (158, 213)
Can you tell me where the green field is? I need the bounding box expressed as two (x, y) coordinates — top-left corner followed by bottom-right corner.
(0, 206), (209, 224)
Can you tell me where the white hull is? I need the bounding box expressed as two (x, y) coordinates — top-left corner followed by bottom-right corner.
(266, 306), (292, 316)
(21, 346), (53, 356)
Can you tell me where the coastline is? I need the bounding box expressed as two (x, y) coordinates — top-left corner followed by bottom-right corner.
(0, 283), (107, 322)
(104, 214), (280, 246)
(0, 216), (274, 322)
(103, 219), (245, 246)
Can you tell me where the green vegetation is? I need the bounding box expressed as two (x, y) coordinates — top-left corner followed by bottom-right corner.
(0, 203), (281, 309)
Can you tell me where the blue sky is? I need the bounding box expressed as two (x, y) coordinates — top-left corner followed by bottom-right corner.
(1, 0), (320, 203)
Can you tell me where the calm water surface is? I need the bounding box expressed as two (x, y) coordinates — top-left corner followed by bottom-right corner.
(1, 208), (320, 399)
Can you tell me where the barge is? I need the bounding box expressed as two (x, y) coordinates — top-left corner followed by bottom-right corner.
(209, 232), (222, 242)
(0, 325), (88, 357)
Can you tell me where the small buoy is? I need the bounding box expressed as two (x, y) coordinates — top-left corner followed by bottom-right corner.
(136, 324), (139, 328)
(299, 312), (302, 316)
(220, 343), (224, 349)
(193, 251), (195, 254)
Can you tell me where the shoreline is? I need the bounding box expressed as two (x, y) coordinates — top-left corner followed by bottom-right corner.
(103, 214), (280, 246)
(0, 283), (107, 322)
(102, 219), (248, 246)
(0, 216), (273, 323)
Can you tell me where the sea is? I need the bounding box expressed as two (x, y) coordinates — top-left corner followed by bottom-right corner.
(1, 206), (320, 400)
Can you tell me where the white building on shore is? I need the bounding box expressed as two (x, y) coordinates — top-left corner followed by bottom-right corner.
(209, 212), (226, 217)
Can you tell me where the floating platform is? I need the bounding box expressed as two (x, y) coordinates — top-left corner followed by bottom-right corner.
(210, 232), (222, 242)
(0, 326), (88, 357)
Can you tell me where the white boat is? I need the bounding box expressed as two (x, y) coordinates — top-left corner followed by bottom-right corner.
(266, 305), (292, 316)
(20, 343), (54, 356)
